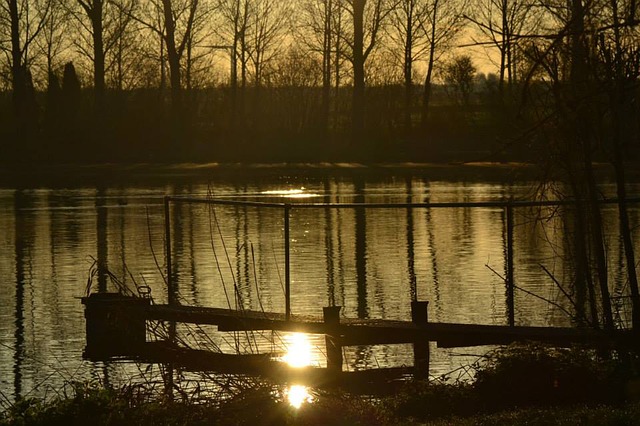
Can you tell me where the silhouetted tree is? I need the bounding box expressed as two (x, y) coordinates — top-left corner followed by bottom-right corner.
(520, 0), (631, 330)
(44, 69), (62, 142)
(467, 0), (537, 96)
(298, 0), (347, 138)
(386, 0), (466, 132)
(35, 0), (69, 77)
(420, 0), (466, 127)
(216, 0), (251, 128)
(75, 0), (107, 110)
(387, 0), (428, 132)
(4, 0), (48, 147)
(444, 54), (476, 106)
(346, 0), (395, 145)
(593, 0), (640, 329)
(60, 62), (82, 155)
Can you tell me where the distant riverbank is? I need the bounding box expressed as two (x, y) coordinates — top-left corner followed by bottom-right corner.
(1, 161), (628, 188)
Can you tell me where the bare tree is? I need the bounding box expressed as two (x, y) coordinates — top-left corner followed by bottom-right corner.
(107, 0), (137, 91)
(247, 0), (289, 88)
(594, 0), (640, 329)
(131, 0), (202, 111)
(297, 0), (347, 136)
(343, 0), (396, 143)
(386, 0), (429, 131)
(386, 0), (466, 131)
(32, 0), (69, 79)
(420, 0), (466, 126)
(215, 0), (251, 126)
(520, 0), (636, 330)
(74, 0), (107, 108)
(1, 0), (50, 141)
(467, 0), (537, 96)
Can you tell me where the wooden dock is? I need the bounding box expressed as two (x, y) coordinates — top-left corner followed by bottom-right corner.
(82, 293), (637, 383)
(145, 303), (633, 348)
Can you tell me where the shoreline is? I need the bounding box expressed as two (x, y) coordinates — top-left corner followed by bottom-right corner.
(2, 161), (630, 189)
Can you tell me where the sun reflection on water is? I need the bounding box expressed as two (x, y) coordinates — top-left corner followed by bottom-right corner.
(281, 333), (313, 368)
(280, 333), (316, 408)
(286, 385), (314, 409)
(260, 188), (320, 199)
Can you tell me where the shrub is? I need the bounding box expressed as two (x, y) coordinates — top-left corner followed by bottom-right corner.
(473, 343), (623, 410)
(380, 380), (476, 421)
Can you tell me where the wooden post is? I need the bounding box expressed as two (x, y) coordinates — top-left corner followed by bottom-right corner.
(506, 202), (515, 327)
(323, 306), (342, 373)
(284, 204), (291, 321)
(411, 301), (430, 380)
(82, 293), (149, 358)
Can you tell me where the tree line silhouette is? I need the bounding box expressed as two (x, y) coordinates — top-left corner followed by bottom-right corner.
(0, 0), (638, 166)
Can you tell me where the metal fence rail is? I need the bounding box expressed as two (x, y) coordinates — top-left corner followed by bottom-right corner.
(163, 196), (640, 324)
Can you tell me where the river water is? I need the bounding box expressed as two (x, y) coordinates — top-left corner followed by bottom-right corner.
(1, 164), (638, 403)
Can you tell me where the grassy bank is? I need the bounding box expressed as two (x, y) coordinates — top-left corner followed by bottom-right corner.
(2, 384), (639, 426)
(2, 343), (639, 425)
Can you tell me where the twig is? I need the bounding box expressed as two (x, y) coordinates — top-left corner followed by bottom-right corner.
(486, 263), (574, 320)
(513, 284), (574, 319)
(539, 263), (583, 319)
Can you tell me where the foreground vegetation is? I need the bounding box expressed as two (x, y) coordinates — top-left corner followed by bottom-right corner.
(3, 343), (639, 425)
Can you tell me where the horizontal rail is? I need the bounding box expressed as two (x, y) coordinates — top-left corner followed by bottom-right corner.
(162, 194), (640, 328)
(166, 196), (640, 210)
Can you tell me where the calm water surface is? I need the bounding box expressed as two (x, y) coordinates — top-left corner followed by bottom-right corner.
(1, 165), (638, 402)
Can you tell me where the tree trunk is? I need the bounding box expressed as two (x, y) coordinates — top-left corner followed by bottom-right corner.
(421, 0), (438, 129)
(609, 0), (640, 330)
(162, 0), (182, 111)
(498, 0), (507, 95)
(322, 0), (332, 137)
(352, 0), (365, 146)
(9, 0), (26, 130)
(403, 3), (413, 134)
(92, 0), (105, 111)
(569, 0), (614, 330)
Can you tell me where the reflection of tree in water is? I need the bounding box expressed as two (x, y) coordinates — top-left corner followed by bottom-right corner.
(406, 177), (417, 302)
(96, 186), (108, 293)
(354, 179), (368, 319)
(234, 203), (252, 309)
(424, 205), (442, 321)
(324, 180), (336, 307)
(13, 190), (35, 401)
(187, 192), (198, 304)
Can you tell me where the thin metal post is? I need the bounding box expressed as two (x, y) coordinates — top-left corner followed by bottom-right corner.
(506, 202), (515, 327)
(164, 196), (174, 306)
(284, 204), (291, 321)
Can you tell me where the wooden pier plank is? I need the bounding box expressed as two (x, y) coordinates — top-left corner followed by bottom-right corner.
(145, 304), (634, 348)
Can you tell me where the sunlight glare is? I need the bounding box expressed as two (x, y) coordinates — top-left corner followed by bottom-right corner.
(282, 333), (313, 368)
(260, 188), (320, 199)
(286, 385), (313, 409)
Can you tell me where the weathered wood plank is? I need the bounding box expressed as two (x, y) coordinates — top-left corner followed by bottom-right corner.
(144, 304), (634, 349)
